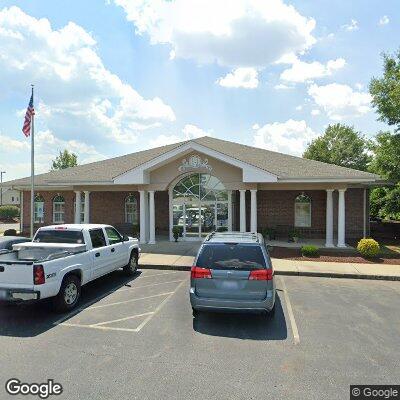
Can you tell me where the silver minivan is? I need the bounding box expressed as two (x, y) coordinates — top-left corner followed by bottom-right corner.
(190, 232), (275, 317)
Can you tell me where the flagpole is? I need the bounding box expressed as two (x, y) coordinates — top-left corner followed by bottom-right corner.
(30, 84), (34, 238)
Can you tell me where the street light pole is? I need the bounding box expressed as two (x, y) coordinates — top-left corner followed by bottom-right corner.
(0, 171), (5, 206)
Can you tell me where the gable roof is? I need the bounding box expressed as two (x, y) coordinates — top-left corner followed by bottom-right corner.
(4, 136), (381, 187)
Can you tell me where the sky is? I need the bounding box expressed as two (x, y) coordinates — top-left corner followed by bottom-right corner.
(0, 0), (399, 181)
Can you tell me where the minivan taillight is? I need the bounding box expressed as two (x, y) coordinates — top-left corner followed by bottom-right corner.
(249, 269), (273, 281)
(33, 265), (45, 285)
(191, 266), (212, 279)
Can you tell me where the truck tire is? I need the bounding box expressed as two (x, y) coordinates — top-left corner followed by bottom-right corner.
(123, 252), (138, 276)
(53, 275), (81, 313)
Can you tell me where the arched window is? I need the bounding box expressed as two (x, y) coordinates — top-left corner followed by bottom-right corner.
(125, 194), (138, 224)
(34, 194), (44, 223)
(295, 194), (311, 227)
(53, 195), (65, 223)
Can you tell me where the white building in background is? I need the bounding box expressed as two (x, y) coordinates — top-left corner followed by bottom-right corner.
(0, 187), (21, 207)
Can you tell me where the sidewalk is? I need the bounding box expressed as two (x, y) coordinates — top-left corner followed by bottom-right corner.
(139, 252), (400, 281)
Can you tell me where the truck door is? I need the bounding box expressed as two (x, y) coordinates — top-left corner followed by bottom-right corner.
(104, 227), (126, 270)
(89, 228), (111, 278)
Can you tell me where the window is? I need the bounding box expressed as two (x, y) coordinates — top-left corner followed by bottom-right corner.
(295, 194), (311, 228)
(34, 230), (84, 244)
(196, 244), (266, 270)
(105, 227), (122, 245)
(53, 195), (65, 223)
(74, 193), (85, 223)
(34, 194), (44, 223)
(125, 195), (138, 224)
(89, 229), (106, 248)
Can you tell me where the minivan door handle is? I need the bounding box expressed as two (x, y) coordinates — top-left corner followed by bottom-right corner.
(111, 248), (115, 253)
(95, 252), (100, 257)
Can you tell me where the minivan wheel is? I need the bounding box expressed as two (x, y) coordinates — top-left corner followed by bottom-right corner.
(53, 275), (81, 313)
(124, 252), (138, 276)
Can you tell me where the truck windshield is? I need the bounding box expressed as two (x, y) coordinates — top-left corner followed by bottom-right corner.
(196, 244), (266, 270)
(34, 230), (85, 244)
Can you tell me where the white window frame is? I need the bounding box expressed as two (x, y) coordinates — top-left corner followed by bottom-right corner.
(74, 195), (85, 223)
(125, 195), (138, 224)
(53, 195), (65, 224)
(294, 194), (311, 228)
(34, 195), (45, 224)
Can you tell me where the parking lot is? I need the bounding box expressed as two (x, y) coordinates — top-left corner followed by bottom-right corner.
(1, 269), (400, 399)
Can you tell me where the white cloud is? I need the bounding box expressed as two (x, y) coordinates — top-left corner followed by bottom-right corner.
(342, 19), (358, 31)
(379, 16), (389, 25)
(274, 83), (294, 90)
(308, 83), (371, 120)
(0, 130), (106, 180)
(217, 68), (258, 89)
(114, 0), (316, 68)
(253, 119), (317, 156)
(149, 124), (211, 148)
(295, 105), (302, 111)
(182, 124), (211, 139)
(0, 6), (175, 146)
(311, 109), (320, 116)
(355, 82), (364, 90)
(280, 57), (345, 83)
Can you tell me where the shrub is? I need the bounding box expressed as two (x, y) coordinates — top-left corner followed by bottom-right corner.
(4, 229), (17, 236)
(172, 226), (181, 242)
(357, 238), (380, 258)
(301, 245), (319, 257)
(0, 205), (19, 220)
(261, 227), (276, 240)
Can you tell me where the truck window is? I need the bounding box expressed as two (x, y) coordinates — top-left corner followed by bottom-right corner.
(89, 229), (106, 248)
(34, 230), (85, 244)
(105, 227), (122, 245)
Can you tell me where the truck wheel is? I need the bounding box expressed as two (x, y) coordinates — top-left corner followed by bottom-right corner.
(53, 275), (81, 313)
(124, 252), (138, 276)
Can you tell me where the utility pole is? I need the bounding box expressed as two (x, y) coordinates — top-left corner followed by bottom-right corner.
(0, 171), (5, 206)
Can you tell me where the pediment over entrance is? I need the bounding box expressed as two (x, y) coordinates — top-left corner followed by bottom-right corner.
(113, 141), (278, 185)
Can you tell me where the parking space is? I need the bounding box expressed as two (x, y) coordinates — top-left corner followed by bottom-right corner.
(1, 270), (400, 399)
(54, 270), (187, 333)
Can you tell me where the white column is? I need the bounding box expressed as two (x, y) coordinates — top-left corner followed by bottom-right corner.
(250, 189), (257, 233)
(227, 190), (233, 231)
(139, 190), (147, 243)
(325, 189), (334, 247)
(169, 188), (174, 241)
(148, 190), (156, 244)
(337, 188), (346, 247)
(83, 191), (90, 224)
(239, 189), (246, 232)
(74, 191), (81, 224)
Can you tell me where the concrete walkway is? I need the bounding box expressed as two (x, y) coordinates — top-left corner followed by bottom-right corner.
(139, 241), (400, 281)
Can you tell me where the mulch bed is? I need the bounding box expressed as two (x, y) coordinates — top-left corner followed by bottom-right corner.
(270, 246), (400, 265)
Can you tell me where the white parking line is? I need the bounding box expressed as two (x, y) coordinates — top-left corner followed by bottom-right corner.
(135, 280), (186, 332)
(279, 277), (300, 345)
(117, 279), (185, 292)
(90, 312), (154, 326)
(139, 271), (185, 278)
(85, 292), (174, 310)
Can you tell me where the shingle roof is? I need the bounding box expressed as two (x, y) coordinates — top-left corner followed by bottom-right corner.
(4, 136), (380, 187)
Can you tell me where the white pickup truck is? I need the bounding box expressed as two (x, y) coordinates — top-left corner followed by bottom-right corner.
(0, 224), (140, 312)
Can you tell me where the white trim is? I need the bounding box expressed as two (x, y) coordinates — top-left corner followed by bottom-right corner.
(113, 142), (278, 184)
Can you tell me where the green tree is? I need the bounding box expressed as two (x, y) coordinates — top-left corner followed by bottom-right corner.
(369, 132), (400, 219)
(51, 150), (78, 170)
(303, 123), (371, 171)
(369, 50), (400, 131)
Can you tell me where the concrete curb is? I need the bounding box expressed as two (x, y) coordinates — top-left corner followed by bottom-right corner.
(139, 264), (400, 281)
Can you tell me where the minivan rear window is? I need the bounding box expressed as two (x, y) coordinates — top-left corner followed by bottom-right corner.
(196, 244), (266, 270)
(34, 230), (84, 244)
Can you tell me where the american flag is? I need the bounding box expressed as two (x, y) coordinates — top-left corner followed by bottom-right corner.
(22, 93), (35, 137)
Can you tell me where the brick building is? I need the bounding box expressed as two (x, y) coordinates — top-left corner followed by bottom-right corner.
(5, 136), (382, 247)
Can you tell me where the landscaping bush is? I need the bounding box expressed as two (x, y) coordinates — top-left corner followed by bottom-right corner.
(261, 227), (276, 240)
(0, 205), (19, 221)
(3, 229), (17, 236)
(172, 226), (181, 242)
(301, 245), (319, 257)
(357, 238), (380, 258)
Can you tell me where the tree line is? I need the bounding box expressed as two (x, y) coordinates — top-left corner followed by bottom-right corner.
(303, 50), (400, 220)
